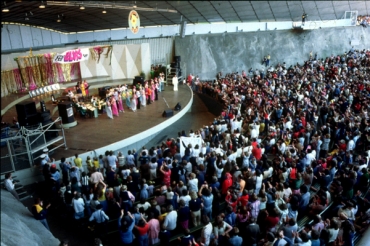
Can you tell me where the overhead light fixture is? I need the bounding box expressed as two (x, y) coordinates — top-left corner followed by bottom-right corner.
(25, 13), (29, 21)
(2, 1), (9, 12)
(133, 1), (137, 8)
(102, 9), (106, 14)
(57, 15), (61, 22)
(29, 11), (33, 15)
(39, 1), (45, 8)
(46, 1), (177, 13)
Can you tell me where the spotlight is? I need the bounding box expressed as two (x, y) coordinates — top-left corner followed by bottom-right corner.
(80, 5), (85, 10)
(2, 1), (9, 12)
(57, 15), (61, 22)
(102, 9), (106, 14)
(39, 1), (45, 8)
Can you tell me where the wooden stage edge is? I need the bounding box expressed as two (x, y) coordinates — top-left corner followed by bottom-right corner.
(1, 79), (192, 161)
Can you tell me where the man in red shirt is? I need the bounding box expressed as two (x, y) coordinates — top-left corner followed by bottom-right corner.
(252, 144), (262, 160)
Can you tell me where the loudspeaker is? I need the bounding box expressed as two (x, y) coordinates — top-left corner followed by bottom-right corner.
(16, 101), (37, 118)
(58, 101), (75, 124)
(174, 102), (182, 111)
(42, 119), (59, 141)
(174, 56), (181, 63)
(162, 109), (174, 117)
(40, 101), (47, 112)
(38, 110), (51, 122)
(133, 76), (145, 87)
(98, 86), (111, 98)
(18, 113), (40, 127)
(180, 21), (187, 38)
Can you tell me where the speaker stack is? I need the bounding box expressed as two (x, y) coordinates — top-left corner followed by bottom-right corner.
(133, 76), (145, 87)
(58, 101), (77, 128)
(171, 56), (182, 77)
(174, 102), (182, 111)
(98, 86), (111, 99)
(162, 109), (174, 118)
(16, 101), (40, 127)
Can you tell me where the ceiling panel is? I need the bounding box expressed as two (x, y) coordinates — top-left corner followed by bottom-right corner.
(1, 1), (367, 32)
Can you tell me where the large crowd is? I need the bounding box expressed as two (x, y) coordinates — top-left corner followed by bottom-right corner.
(28, 48), (370, 246)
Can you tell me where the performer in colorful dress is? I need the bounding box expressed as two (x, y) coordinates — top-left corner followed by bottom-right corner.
(146, 85), (152, 105)
(111, 96), (119, 116)
(106, 97), (113, 119)
(83, 80), (89, 97)
(140, 85), (146, 107)
(131, 88), (137, 112)
(151, 81), (156, 102)
(80, 82), (86, 100)
(125, 91), (131, 109)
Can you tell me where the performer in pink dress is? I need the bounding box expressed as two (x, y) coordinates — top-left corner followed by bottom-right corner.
(111, 97), (119, 116)
(151, 81), (156, 102)
(117, 92), (124, 112)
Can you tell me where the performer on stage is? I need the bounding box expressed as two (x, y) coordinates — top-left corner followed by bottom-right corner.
(83, 80), (89, 97)
(106, 97), (113, 119)
(151, 80), (156, 102)
(140, 85), (146, 107)
(136, 89), (141, 110)
(159, 72), (165, 92)
(155, 81), (159, 100)
(76, 83), (82, 101)
(173, 74), (179, 91)
(131, 88), (137, 112)
(146, 84), (152, 105)
(125, 91), (131, 109)
(111, 96), (119, 117)
(80, 82), (86, 100)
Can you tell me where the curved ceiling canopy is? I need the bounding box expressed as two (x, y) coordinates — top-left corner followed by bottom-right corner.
(1, 1), (368, 33)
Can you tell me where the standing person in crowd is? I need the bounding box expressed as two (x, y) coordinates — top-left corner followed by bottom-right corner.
(32, 198), (51, 231)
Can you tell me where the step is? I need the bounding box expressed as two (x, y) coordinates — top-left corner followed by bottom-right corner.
(30, 136), (64, 154)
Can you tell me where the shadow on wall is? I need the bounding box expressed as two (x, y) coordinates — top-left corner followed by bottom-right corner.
(175, 26), (370, 80)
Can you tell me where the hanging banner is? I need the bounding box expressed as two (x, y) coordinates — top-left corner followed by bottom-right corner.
(128, 10), (140, 34)
(53, 48), (90, 64)
(179, 136), (203, 157)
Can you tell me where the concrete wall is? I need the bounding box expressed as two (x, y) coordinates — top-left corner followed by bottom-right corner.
(174, 26), (370, 80)
(1, 191), (60, 246)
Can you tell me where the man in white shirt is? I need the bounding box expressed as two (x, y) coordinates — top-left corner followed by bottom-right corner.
(187, 173), (198, 192)
(347, 137), (355, 151)
(250, 125), (259, 139)
(4, 172), (19, 200)
(163, 205), (177, 232)
(107, 151), (118, 169)
(201, 215), (213, 246)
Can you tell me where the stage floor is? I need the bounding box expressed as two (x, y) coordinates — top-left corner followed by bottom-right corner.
(1, 79), (192, 161)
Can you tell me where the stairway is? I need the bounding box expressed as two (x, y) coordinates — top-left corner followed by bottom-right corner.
(167, 67), (183, 85)
(1, 176), (32, 201)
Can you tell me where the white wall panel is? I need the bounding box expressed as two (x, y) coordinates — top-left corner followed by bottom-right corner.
(19, 25), (33, 48)
(41, 29), (53, 46)
(76, 32), (94, 43)
(94, 30), (110, 41)
(110, 29), (127, 40)
(1, 28), (12, 50)
(51, 31), (61, 45)
(30, 27), (43, 47)
(7, 25), (23, 49)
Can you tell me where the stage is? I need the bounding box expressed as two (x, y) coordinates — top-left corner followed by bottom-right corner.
(1, 78), (192, 161)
